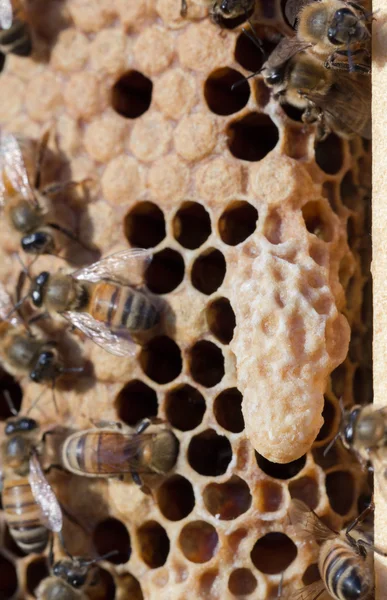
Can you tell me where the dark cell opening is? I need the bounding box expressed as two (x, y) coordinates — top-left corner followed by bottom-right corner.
(206, 297), (236, 345)
(213, 387), (244, 433)
(234, 29), (276, 73)
(189, 340), (225, 387)
(115, 379), (158, 426)
(157, 475), (195, 521)
(94, 568), (116, 600)
(145, 248), (184, 294)
(0, 553), (18, 599)
(179, 521), (218, 563)
(316, 396), (337, 443)
(353, 366), (373, 405)
(315, 133), (344, 175)
(218, 200), (258, 246)
(254, 79), (271, 108)
(200, 570), (218, 596)
(289, 476), (320, 510)
(228, 568), (257, 596)
(173, 201), (211, 250)
(188, 429), (232, 476)
(302, 201), (333, 242)
(251, 532), (297, 574)
(257, 480), (284, 513)
(139, 336), (182, 384)
(281, 103), (304, 122)
(191, 248), (226, 295)
(124, 201), (166, 249)
(111, 70), (153, 119)
(26, 557), (50, 597)
(215, 9), (252, 29)
(165, 384), (206, 431)
(227, 112), (279, 161)
(326, 470), (355, 515)
(0, 373), (22, 420)
(137, 521), (170, 568)
(302, 563), (320, 586)
(330, 363), (346, 398)
(255, 452), (306, 479)
(118, 573), (143, 600)
(340, 170), (359, 210)
(203, 475), (252, 519)
(93, 518), (131, 564)
(204, 67), (250, 116)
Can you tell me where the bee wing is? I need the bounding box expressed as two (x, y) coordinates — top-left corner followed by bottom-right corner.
(289, 499), (336, 543)
(71, 248), (152, 286)
(0, 0), (13, 30)
(293, 581), (328, 600)
(0, 283), (22, 327)
(63, 311), (136, 357)
(28, 453), (63, 533)
(284, 0), (312, 27)
(264, 37), (311, 70)
(0, 131), (36, 205)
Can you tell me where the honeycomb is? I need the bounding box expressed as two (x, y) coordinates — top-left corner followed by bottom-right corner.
(0, 0), (372, 599)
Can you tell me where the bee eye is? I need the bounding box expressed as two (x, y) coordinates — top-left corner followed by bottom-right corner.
(266, 72), (282, 85)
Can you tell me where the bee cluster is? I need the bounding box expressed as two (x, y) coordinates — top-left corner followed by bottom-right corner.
(0, 0), (375, 599)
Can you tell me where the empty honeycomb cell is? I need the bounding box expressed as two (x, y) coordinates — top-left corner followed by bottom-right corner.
(203, 475), (252, 519)
(139, 336), (182, 384)
(309, 241), (328, 266)
(213, 387), (244, 433)
(165, 384), (206, 431)
(315, 133), (344, 175)
(256, 480), (284, 512)
(251, 533), (297, 574)
(227, 113), (279, 161)
(289, 476), (320, 510)
(111, 71), (153, 119)
(228, 568), (257, 596)
(145, 248), (185, 294)
(117, 573), (143, 600)
(281, 103), (304, 122)
(255, 452), (306, 479)
(95, 568), (116, 599)
(26, 557), (50, 596)
(191, 248), (226, 295)
(206, 297), (236, 345)
(218, 200), (258, 246)
(0, 553), (18, 599)
(173, 201), (212, 250)
(188, 340), (225, 387)
(234, 30), (266, 73)
(115, 379), (158, 426)
(330, 363), (346, 398)
(157, 475), (195, 521)
(179, 521), (219, 563)
(0, 375), (22, 419)
(340, 170), (359, 210)
(254, 79), (271, 108)
(316, 396), (337, 443)
(353, 366), (373, 405)
(301, 201), (334, 243)
(188, 428), (232, 476)
(302, 563), (320, 585)
(133, 26), (174, 76)
(204, 67), (250, 116)
(137, 521), (170, 568)
(199, 570), (219, 597)
(326, 470), (355, 515)
(264, 208), (284, 245)
(93, 517), (131, 564)
(174, 113), (217, 162)
(124, 201), (166, 249)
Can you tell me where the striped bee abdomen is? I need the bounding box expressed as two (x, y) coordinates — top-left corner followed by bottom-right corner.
(2, 477), (48, 553)
(321, 542), (371, 600)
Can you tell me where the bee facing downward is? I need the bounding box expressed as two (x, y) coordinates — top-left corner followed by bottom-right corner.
(0, 0), (32, 58)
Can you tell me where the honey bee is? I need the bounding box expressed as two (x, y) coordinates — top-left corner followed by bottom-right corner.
(289, 499), (375, 599)
(0, 130), (87, 256)
(0, 0), (32, 57)
(27, 248), (161, 357)
(263, 38), (371, 140)
(180, 0), (255, 23)
(60, 418), (179, 486)
(284, 0), (371, 73)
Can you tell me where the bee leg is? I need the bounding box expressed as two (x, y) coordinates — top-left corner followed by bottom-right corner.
(89, 419), (123, 430)
(277, 572), (284, 598)
(345, 502), (375, 550)
(180, 0), (187, 17)
(34, 129), (51, 191)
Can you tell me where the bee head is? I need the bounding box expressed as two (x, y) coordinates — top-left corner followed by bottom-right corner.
(5, 416), (38, 436)
(264, 65), (285, 88)
(342, 406), (362, 449)
(328, 8), (368, 45)
(30, 271), (50, 307)
(30, 350), (57, 383)
(21, 232), (54, 255)
(53, 559), (89, 589)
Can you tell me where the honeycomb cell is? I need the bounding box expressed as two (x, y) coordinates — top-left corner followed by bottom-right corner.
(179, 521), (219, 563)
(213, 387), (244, 433)
(153, 68), (196, 120)
(330, 363), (346, 398)
(51, 28), (89, 72)
(117, 573), (143, 600)
(188, 429), (232, 475)
(227, 113), (279, 161)
(264, 208), (284, 245)
(281, 103), (304, 122)
(177, 21), (234, 73)
(315, 133), (344, 175)
(157, 475), (195, 521)
(234, 29), (267, 73)
(64, 72), (104, 120)
(124, 201), (166, 248)
(326, 470), (355, 515)
(148, 155), (190, 205)
(302, 563), (320, 585)
(206, 297), (236, 345)
(173, 201), (212, 250)
(111, 71), (153, 119)
(102, 155), (142, 205)
(84, 114), (126, 163)
(165, 384), (206, 431)
(218, 200), (258, 246)
(251, 533), (297, 574)
(90, 28), (128, 76)
(145, 248), (185, 294)
(115, 380), (158, 426)
(301, 201), (334, 242)
(174, 113), (217, 162)
(199, 570), (218, 597)
(204, 67), (250, 116)
(96, 568), (116, 599)
(0, 375), (22, 420)
(137, 521), (170, 568)
(26, 557), (49, 596)
(191, 248), (226, 295)
(340, 170), (358, 210)
(203, 475), (252, 519)
(255, 452), (306, 479)
(0, 552), (18, 599)
(254, 79), (271, 108)
(353, 366), (372, 405)
(289, 476), (320, 510)
(139, 336), (182, 384)
(130, 112), (172, 162)
(256, 480), (284, 512)
(133, 26), (174, 75)
(93, 517), (131, 564)
(189, 340), (225, 387)
(195, 157), (243, 201)
(316, 396), (337, 443)
(228, 568), (257, 596)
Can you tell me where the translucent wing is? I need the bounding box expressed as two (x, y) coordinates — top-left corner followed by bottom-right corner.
(63, 311), (136, 357)
(0, 0), (13, 30)
(264, 37), (311, 71)
(29, 453), (63, 533)
(292, 581), (328, 600)
(284, 0), (312, 28)
(0, 283), (22, 327)
(72, 248), (152, 287)
(0, 131), (36, 204)
(289, 499), (337, 543)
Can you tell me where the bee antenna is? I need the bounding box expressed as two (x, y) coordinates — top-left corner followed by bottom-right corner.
(25, 388), (46, 416)
(231, 69), (262, 91)
(58, 530), (74, 560)
(3, 389), (18, 416)
(323, 431), (341, 457)
(4, 293), (30, 321)
(15, 253), (32, 281)
(87, 550), (119, 566)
